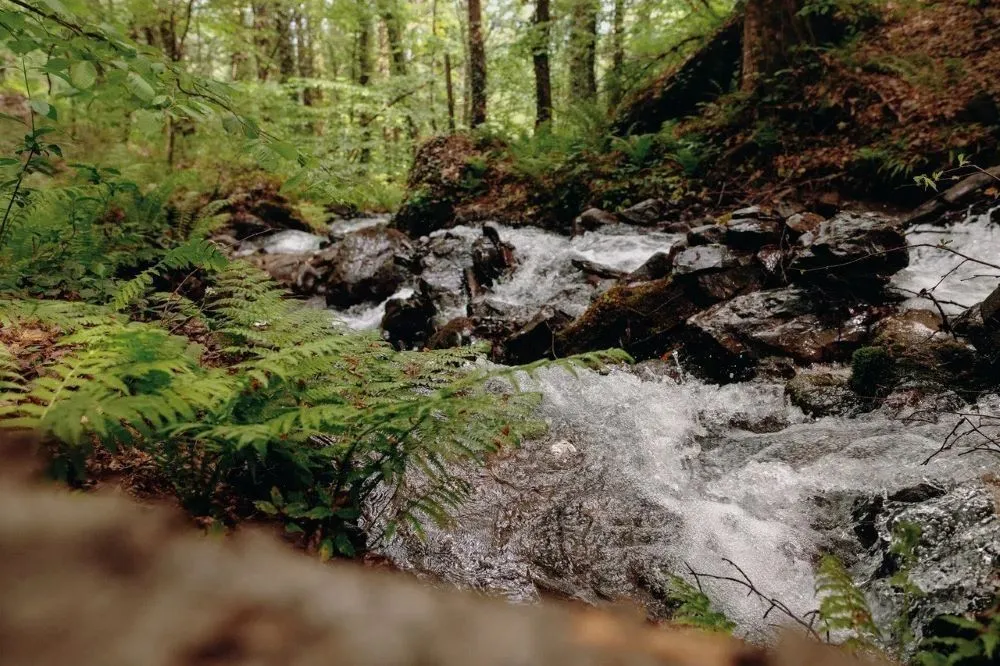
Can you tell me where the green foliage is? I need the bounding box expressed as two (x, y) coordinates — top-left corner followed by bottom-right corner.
(666, 575), (736, 633)
(916, 607), (1000, 666)
(1, 252), (629, 557)
(850, 346), (895, 400)
(816, 554), (882, 649)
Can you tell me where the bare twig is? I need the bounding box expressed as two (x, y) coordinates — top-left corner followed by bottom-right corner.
(684, 560), (822, 640)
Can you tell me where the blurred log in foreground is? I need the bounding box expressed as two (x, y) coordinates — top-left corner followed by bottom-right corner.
(0, 433), (875, 666)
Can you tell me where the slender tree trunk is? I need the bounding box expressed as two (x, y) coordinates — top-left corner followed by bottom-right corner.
(445, 52), (457, 132)
(569, 0), (598, 104)
(357, 4), (374, 165)
(276, 9), (297, 84)
(532, 0), (553, 128)
(741, 0), (810, 92)
(299, 13), (320, 106)
(467, 0), (487, 128)
(607, 0), (626, 109)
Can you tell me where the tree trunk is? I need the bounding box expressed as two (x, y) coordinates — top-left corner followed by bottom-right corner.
(252, 2), (271, 81)
(569, 0), (598, 104)
(532, 0), (553, 128)
(741, 0), (810, 91)
(276, 9), (297, 84)
(607, 0), (626, 109)
(379, 0), (408, 77)
(358, 4), (374, 165)
(299, 13), (320, 106)
(445, 53), (457, 132)
(467, 0), (487, 128)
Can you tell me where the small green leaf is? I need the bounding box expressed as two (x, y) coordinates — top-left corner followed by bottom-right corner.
(270, 141), (299, 161)
(125, 72), (156, 103)
(70, 61), (98, 90)
(334, 532), (356, 557)
(253, 500), (279, 515)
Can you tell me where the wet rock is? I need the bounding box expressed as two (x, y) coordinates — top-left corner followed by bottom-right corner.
(953, 284), (1000, 368)
(866, 483), (1000, 646)
(784, 212), (825, 235)
(575, 208), (619, 232)
(381, 282), (438, 350)
(685, 287), (882, 380)
(785, 367), (858, 417)
(415, 231), (477, 312)
(626, 248), (682, 282)
(690, 266), (764, 303)
(471, 225), (516, 288)
(556, 279), (700, 359)
(906, 165), (1000, 225)
(686, 224), (726, 246)
(725, 218), (782, 251)
(774, 200), (806, 219)
(571, 258), (627, 281)
(756, 245), (785, 281)
(730, 205), (763, 219)
(310, 227), (415, 307)
(426, 317), (477, 350)
(873, 310), (977, 386)
(500, 307), (575, 364)
(790, 212), (908, 290)
(619, 198), (670, 226)
(246, 252), (313, 290)
(672, 244), (747, 276)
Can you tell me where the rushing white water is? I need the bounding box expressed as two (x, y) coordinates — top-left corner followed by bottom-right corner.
(339, 223), (680, 329)
(891, 205), (1000, 313)
(371, 207), (1000, 640)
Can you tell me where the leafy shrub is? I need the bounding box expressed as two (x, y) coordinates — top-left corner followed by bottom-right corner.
(916, 606), (1000, 666)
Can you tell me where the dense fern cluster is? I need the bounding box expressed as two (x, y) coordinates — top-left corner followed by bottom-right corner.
(0, 238), (625, 556)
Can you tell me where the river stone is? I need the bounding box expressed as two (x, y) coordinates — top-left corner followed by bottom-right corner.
(790, 212), (908, 289)
(471, 226), (516, 289)
(873, 310), (977, 386)
(626, 248), (681, 282)
(500, 307), (575, 364)
(619, 198), (670, 226)
(556, 278), (700, 359)
(221, 183), (312, 240)
(686, 224), (726, 246)
(685, 287), (880, 380)
(725, 218), (782, 251)
(785, 367), (859, 417)
(575, 207), (619, 232)
(381, 282), (437, 350)
(906, 165), (1000, 225)
(785, 212), (825, 235)
(246, 252), (314, 291)
(865, 482), (1000, 647)
(672, 244), (747, 276)
(311, 226), (415, 307)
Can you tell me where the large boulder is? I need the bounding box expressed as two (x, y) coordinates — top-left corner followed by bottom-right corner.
(789, 212), (908, 291)
(499, 307), (575, 365)
(953, 283), (1000, 369)
(308, 227), (415, 307)
(873, 310), (978, 387)
(381, 282), (438, 350)
(555, 279), (700, 359)
(685, 287), (886, 380)
(470, 225), (516, 290)
(785, 367), (859, 418)
(392, 135), (502, 237)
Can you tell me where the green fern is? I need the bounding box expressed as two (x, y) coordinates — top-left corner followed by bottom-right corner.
(816, 555), (882, 648)
(666, 575), (736, 633)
